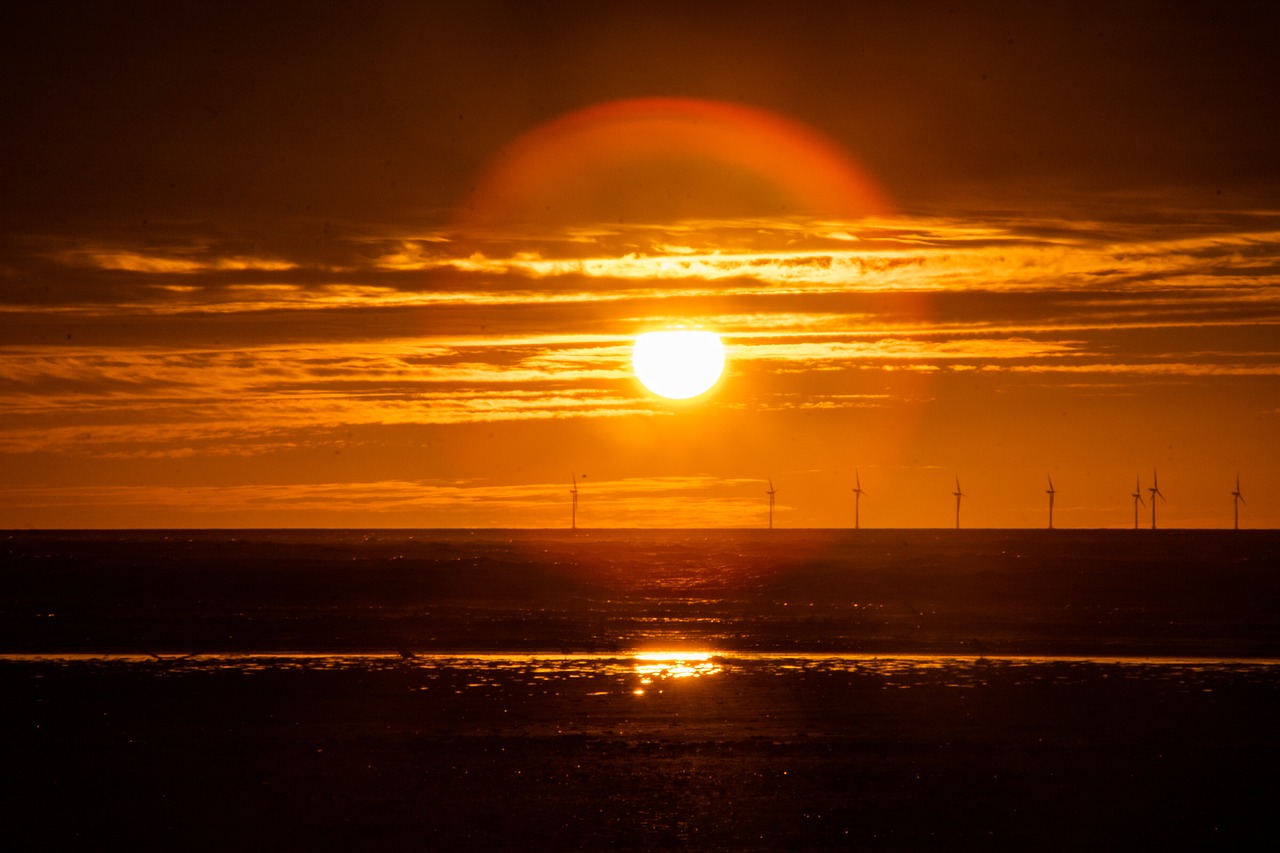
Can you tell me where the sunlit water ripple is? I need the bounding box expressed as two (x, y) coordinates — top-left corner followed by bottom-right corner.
(7, 651), (1279, 694)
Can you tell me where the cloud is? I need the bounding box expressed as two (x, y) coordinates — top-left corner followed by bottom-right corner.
(0, 474), (770, 527)
(1003, 362), (1280, 377)
(8, 211), (1280, 311)
(732, 336), (1084, 363)
(70, 250), (299, 275)
(1, 210), (1277, 474)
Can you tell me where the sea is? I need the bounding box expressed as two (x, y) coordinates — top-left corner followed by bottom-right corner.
(4, 528), (1279, 848)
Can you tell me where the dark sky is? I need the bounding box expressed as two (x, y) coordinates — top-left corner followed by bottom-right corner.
(4, 1), (1278, 238)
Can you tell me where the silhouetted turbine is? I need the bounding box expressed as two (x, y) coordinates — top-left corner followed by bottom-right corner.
(1046, 475), (1056, 530)
(1131, 477), (1145, 530)
(1148, 468), (1165, 530)
(850, 469), (866, 530)
(766, 477), (777, 530)
(1232, 473), (1245, 530)
(953, 476), (965, 530)
(570, 473), (579, 530)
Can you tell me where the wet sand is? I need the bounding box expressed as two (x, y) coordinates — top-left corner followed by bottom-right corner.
(6, 653), (1278, 849)
(3, 529), (1279, 848)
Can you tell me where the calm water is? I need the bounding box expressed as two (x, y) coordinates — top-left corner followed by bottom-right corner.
(5, 528), (1279, 656)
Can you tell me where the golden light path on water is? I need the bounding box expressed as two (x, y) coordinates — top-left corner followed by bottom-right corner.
(630, 651), (722, 694)
(7, 652), (1279, 695)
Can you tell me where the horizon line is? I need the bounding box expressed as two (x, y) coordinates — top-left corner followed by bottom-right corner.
(6, 526), (1278, 534)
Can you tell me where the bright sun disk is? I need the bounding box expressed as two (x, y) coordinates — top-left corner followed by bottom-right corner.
(632, 330), (725, 399)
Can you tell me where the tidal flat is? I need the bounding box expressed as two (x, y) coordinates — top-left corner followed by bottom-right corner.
(3, 529), (1278, 848)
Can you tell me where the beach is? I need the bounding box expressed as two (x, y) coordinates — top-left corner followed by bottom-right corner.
(4, 529), (1279, 848)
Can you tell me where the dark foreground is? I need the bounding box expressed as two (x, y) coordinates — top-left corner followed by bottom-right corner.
(4, 529), (1279, 849)
(6, 653), (1278, 850)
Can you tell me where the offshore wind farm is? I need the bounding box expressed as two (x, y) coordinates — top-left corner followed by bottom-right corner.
(565, 469), (1258, 531)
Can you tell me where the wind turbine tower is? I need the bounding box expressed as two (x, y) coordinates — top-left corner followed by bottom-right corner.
(851, 469), (866, 530)
(953, 476), (965, 530)
(1232, 473), (1245, 530)
(1131, 477), (1145, 530)
(1148, 468), (1165, 530)
(1046, 476), (1057, 530)
(570, 473), (579, 530)
(766, 477), (777, 530)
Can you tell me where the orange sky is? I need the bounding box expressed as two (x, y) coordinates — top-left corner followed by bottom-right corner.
(2, 2), (1278, 528)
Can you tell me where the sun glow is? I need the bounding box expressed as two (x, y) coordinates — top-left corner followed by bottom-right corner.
(632, 330), (726, 399)
(458, 97), (892, 228)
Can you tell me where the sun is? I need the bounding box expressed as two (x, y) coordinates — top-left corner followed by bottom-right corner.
(632, 330), (725, 400)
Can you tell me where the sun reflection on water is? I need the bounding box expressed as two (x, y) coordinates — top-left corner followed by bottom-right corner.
(5, 653), (1278, 699)
(631, 651), (722, 694)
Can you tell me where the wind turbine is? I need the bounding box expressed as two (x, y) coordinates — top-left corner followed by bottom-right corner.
(1232, 473), (1245, 530)
(1148, 468), (1165, 530)
(850, 469), (866, 530)
(1131, 476), (1145, 530)
(570, 473), (579, 530)
(1046, 476), (1056, 530)
(766, 477), (777, 530)
(953, 476), (965, 530)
